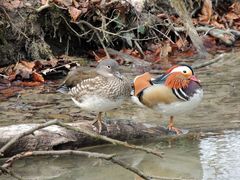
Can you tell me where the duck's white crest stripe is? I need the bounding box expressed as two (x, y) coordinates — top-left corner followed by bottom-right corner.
(179, 88), (189, 99)
(173, 88), (187, 101)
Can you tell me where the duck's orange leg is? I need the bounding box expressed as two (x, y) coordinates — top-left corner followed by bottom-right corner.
(92, 112), (103, 133)
(167, 116), (182, 135)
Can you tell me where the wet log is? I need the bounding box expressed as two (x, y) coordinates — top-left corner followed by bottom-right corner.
(0, 120), (169, 157)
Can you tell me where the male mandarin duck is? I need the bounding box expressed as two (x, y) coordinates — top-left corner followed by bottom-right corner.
(132, 64), (203, 134)
(58, 59), (131, 133)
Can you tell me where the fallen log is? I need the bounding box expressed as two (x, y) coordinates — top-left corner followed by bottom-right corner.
(0, 120), (169, 157)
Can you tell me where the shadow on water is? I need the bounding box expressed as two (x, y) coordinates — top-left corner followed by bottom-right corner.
(0, 52), (240, 179)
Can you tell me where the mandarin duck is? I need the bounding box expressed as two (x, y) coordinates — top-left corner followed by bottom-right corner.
(132, 64), (203, 134)
(58, 59), (131, 133)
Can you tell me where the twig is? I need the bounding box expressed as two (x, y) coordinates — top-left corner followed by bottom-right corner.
(0, 120), (59, 156)
(76, 20), (110, 58)
(150, 25), (175, 44)
(107, 48), (151, 66)
(150, 175), (189, 180)
(2, 150), (151, 180)
(174, 26), (238, 45)
(60, 15), (93, 38)
(192, 54), (225, 69)
(56, 121), (164, 158)
(2, 150), (115, 169)
(111, 158), (151, 180)
(0, 7), (29, 40)
(96, 32), (110, 58)
(36, 0), (50, 12)
(76, 20), (157, 41)
(0, 120), (163, 158)
(0, 166), (23, 180)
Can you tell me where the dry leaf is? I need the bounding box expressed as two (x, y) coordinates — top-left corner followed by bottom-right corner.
(175, 38), (188, 49)
(20, 60), (35, 70)
(54, 0), (72, 7)
(32, 72), (45, 83)
(225, 12), (240, 20)
(230, 2), (240, 15)
(16, 81), (42, 87)
(211, 21), (225, 29)
(41, 0), (47, 4)
(200, 0), (212, 22)
(69, 6), (82, 22)
(14, 62), (32, 79)
(161, 42), (172, 58)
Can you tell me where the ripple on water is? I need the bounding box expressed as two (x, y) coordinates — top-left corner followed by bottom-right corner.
(200, 131), (240, 180)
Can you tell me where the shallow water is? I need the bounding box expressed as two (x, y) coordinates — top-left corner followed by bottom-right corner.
(0, 131), (239, 180)
(0, 52), (240, 179)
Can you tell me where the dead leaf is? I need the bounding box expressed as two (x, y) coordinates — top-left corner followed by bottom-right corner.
(72, 0), (80, 8)
(199, 0), (212, 22)
(20, 60), (35, 70)
(53, 0), (72, 7)
(225, 12), (240, 20)
(14, 62), (32, 79)
(32, 72), (45, 83)
(211, 21), (225, 29)
(11, 0), (23, 9)
(41, 0), (47, 5)
(161, 42), (172, 58)
(2, 0), (23, 10)
(202, 35), (216, 49)
(69, 6), (82, 22)
(230, 1), (240, 15)
(15, 81), (42, 87)
(175, 38), (188, 50)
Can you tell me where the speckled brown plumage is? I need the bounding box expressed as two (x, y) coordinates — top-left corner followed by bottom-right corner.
(58, 59), (131, 133)
(69, 75), (131, 102)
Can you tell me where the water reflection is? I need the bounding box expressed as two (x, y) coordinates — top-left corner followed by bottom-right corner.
(0, 131), (240, 179)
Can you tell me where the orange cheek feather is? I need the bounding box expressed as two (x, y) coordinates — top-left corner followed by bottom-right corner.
(134, 72), (152, 96)
(165, 72), (189, 89)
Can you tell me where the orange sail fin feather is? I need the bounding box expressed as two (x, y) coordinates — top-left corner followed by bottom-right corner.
(165, 72), (189, 89)
(133, 72), (152, 96)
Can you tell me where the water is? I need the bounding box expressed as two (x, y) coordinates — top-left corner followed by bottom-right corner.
(200, 131), (240, 180)
(1, 131), (239, 179)
(0, 52), (240, 179)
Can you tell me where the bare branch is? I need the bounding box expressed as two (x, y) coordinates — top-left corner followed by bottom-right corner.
(36, 0), (50, 12)
(0, 120), (163, 158)
(193, 53), (225, 69)
(0, 166), (23, 180)
(1, 150), (152, 180)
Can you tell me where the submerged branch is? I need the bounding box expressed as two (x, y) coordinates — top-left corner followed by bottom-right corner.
(1, 150), (156, 180)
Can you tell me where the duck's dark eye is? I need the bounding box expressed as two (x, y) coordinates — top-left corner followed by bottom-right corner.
(183, 70), (187, 73)
(107, 65), (111, 69)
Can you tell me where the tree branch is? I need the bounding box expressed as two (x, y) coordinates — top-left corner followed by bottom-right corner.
(1, 150), (153, 180)
(0, 120), (163, 158)
(55, 121), (163, 158)
(0, 120), (59, 156)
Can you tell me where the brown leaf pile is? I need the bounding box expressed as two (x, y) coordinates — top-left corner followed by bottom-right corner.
(0, 59), (78, 86)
